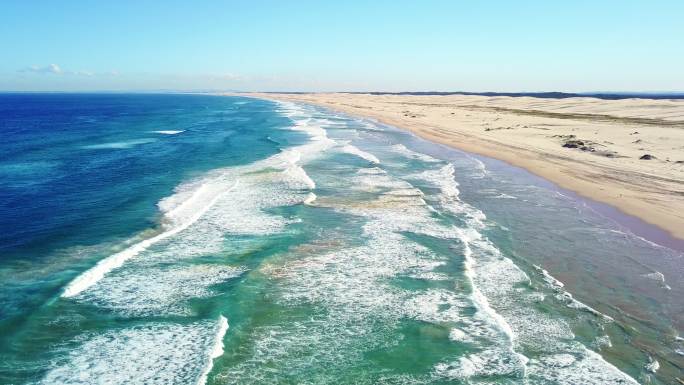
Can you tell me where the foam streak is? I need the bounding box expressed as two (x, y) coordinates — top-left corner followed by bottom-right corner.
(197, 315), (229, 385)
(61, 181), (239, 298)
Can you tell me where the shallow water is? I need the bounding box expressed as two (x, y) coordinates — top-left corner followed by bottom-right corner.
(0, 94), (681, 384)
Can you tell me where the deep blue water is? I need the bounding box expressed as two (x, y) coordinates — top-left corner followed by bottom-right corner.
(0, 94), (298, 350)
(0, 94), (289, 257)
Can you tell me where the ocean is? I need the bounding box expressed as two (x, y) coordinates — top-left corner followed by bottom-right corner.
(0, 93), (681, 384)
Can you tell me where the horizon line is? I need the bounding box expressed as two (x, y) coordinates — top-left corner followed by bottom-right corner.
(2, 90), (684, 100)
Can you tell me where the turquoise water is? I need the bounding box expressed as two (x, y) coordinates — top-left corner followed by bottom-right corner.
(0, 95), (681, 384)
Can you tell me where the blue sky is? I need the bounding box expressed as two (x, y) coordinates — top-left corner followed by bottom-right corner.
(1, 1), (683, 92)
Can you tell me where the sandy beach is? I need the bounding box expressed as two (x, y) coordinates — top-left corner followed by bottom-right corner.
(245, 92), (684, 240)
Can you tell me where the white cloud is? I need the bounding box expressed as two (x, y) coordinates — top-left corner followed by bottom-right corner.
(18, 65), (115, 77)
(21, 64), (63, 74)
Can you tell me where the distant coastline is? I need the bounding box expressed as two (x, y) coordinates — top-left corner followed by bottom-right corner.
(265, 91), (684, 100)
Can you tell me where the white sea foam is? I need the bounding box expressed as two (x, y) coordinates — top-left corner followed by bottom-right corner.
(284, 162), (316, 189)
(152, 130), (184, 135)
(39, 321), (222, 385)
(535, 264), (565, 288)
(592, 335), (613, 349)
(303, 192), (317, 205)
(644, 357), (659, 373)
(197, 316), (229, 385)
(81, 138), (157, 149)
(404, 289), (468, 327)
(465, 154), (488, 178)
(494, 192), (517, 199)
(643, 271), (665, 282)
(449, 328), (468, 342)
(642, 270), (672, 290)
(390, 143), (441, 162)
(533, 265), (614, 321)
(435, 349), (527, 379)
(75, 265), (244, 316)
(340, 144), (380, 164)
(360, 120), (385, 131)
(453, 225), (530, 377)
(526, 350), (639, 385)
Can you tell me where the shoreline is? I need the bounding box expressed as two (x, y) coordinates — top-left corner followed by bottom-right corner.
(239, 92), (684, 248)
(398, 119), (684, 252)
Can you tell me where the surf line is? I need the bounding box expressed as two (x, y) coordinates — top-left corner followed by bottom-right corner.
(61, 180), (240, 298)
(197, 315), (229, 385)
